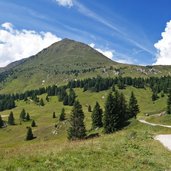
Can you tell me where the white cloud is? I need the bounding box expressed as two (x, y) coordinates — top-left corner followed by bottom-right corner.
(2, 22), (13, 31)
(56, 0), (73, 7)
(89, 43), (113, 59)
(0, 22), (61, 67)
(154, 20), (171, 65)
(89, 43), (136, 64)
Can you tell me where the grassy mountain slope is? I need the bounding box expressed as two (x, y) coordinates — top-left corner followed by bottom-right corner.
(0, 38), (171, 94)
(0, 39), (116, 93)
(0, 87), (171, 170)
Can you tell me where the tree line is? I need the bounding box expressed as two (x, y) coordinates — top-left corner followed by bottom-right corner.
(0, 95), (15, 112)
(0, 76), (171, 112)
(68, 76), (171, 94)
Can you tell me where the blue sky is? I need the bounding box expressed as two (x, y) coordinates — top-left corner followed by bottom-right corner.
(0, 0), (171, 66)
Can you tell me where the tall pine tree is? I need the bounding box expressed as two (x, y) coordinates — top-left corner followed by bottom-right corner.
(31, 120), (36, 127)
(20, 109), (26, 121)
(103, 91), (128, 133)
(68, 100), (86, 140)
(112, 91), (121, 130)
(91, 102), (103, 129)
(59, 108), (66, 121)
(68, 88), (76, 106)
(103, 92), (119, 133)
(118, 93), (127, 127)
(26, 113), (30, 121)
(40, 98), (44, 106)
(8, 111), (15, 125)
(88, 105), (92, 112)
(52, 112), (56, 118)
(128, 92), (139, 119)
(26, 127), (34, 140)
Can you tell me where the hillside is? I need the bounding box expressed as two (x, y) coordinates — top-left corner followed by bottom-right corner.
(0, 86), (171, 170)
(0, 38), (171, 94)
(1, 38), (171, 170)
(0, 39), (115, 93)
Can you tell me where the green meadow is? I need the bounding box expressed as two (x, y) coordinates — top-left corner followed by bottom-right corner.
(0, 87), (171, 170)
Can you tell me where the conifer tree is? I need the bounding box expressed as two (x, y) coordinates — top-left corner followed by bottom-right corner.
(63, 95), (69, 105)
(103, 92), (117, 133)
(167, 90), (171, 114)
(104, 91), (127, 133)
(0, 115), (4, 128)
(112, 91), (121, 129)
(68, 101), (86, 140)
(40, 98), (44, 106)
(68, 88), (76, 106)
(59, 108), (65, 121)
(91, 102), (103, 129)
(52, 112), (56, 118)
(31, 120), (36, 127)
(88, 105), (92, 112)
(118, 93), (127, 127)
(26, 113), (30, 121)
(8, 111), (15, 125)
(20, 109), (26, 121)
(128, 92), (140, 119)
(26, 127), (34, 140)
(152, 91), (158, 101)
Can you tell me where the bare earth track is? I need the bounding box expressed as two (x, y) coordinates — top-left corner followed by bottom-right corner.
(138, 119), (171, 151)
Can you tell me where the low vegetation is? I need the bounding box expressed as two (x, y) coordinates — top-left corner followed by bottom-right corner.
(0, 82), (170, 170)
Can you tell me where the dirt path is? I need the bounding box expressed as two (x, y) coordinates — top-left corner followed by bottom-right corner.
(138, 119), (171, 128)
(138, 119), (171, 151)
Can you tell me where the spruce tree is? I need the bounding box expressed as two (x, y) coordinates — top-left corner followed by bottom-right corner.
(91, 102), (103, 129)
(8, 111), (15, 125)
(167, 90), (171, 114)
(0, 115), (4, 128)
(20, 109), (26, 121)
(103, 91), (124, 133)
(68, 101), (86, 140)
(88, 105), (92, 112)
(128, 92), (140, 119)
(52, 112), (56, 118)
(152, 91), (158, 101)
(112, 91), (121, 129)
(31, 120), (36, 127)
(26, 113), (30, 121)
(63, 95), (69, 105)
(103, 92), (118, 133)
(68, 88), (76, 106)
(118, 93), (127, 127)
(26, 127), (34, 140)
(59, 108), (65, 121)
(40, 98), (44, 106)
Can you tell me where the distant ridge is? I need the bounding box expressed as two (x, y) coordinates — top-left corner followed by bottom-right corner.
(0, 38), (171, 93)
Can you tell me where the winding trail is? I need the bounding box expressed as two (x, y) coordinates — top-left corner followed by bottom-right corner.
(138, 119), (171, 128)
(138, 119), (171, 151)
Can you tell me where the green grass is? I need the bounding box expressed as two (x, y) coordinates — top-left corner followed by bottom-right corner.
(0, 87), (170, 170)
(1, 120), (171, 170)
(146, 114), (171, 125)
